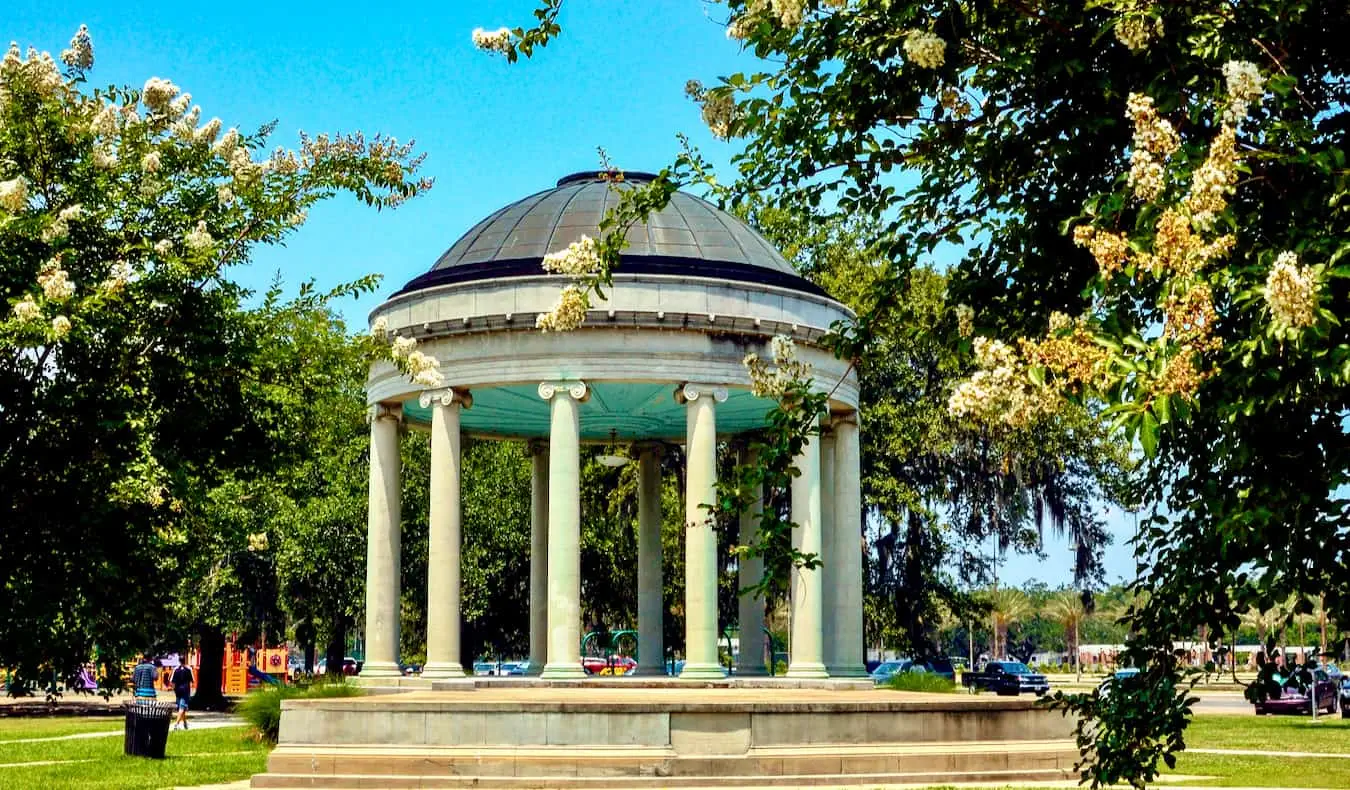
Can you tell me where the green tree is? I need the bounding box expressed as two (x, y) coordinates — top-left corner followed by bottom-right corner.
(1045, 590), (1090, 681)
(0, 27), (427, 687)
(985, 587), (1031, 660)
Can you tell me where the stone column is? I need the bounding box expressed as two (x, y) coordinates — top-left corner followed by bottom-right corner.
(678, 383), (728, 679)
(538, 381), (588, 679)
(527, 440), (549, 676)
(787, 419), (829, 678)
(828, 414), (868, 676)
(819, 424), (836, 623)
(635, 444), (665, 675)
(736, 445), (768, 676)
(362, 402), (403, 678)
(421, 388), (471, 679)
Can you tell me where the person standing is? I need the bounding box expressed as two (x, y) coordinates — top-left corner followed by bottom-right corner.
(132, 655), (158, 699)
(171, 660), (194, 730)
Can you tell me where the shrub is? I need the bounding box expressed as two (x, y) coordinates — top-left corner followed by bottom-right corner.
(237, 679), (362, 743)
(884, 672), (960, 693)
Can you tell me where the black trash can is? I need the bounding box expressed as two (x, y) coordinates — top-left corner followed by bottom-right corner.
(123, 699), (173, 758)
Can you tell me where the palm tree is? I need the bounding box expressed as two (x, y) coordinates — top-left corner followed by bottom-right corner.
(987, 588), (1031, 659)
(1241, 606), (1283, 651)
(1044, 590), (1089, 681)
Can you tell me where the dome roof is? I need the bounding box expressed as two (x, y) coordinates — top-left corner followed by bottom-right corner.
(395, 172), (824, 297)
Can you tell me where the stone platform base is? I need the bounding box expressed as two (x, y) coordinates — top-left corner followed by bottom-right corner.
(252, 687), (1078, 789)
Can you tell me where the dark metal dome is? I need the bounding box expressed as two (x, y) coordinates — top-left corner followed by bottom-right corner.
(395, 172), (825, 297)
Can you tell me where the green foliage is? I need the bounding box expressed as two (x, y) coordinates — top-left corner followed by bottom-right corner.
(884, 671), (959, 694)
(0, 27), (426, 679)
(235, 679), (362, 744)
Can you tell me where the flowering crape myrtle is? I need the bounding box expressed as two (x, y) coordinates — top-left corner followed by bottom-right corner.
(481, 2), (1350, 787)
(0, 27), (431, 680)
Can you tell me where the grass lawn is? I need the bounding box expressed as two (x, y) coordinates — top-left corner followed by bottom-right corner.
(1166, 752), (1350, 787)
(1183, 713), (1350, 754)
(0, 716), (121, 741)
(0, 725), (267, 789)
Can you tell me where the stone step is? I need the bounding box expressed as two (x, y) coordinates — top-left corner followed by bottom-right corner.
(258, 740), (1077, 786)
(252, 766), (1073, 788)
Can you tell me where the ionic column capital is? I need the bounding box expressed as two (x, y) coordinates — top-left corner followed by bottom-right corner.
(367, 402), (403, 424)
(675, 382), (729, 404)
(537, 380), (589, 402)
(830, 410), (859, 428)
(418, 387), (473, 410)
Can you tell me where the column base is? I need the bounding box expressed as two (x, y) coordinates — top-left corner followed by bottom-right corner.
(678, 662), (727, 680)
(786, 661), (830, 679)
(420, 662), (467, 679)
(359, 661), (403, 679)
(825, 664), (869, 678)
(540, 662), (588, 680)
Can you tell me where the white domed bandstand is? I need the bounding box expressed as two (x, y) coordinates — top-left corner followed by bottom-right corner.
(254, 172), (1077, 790)
(361, 171), (865, 682)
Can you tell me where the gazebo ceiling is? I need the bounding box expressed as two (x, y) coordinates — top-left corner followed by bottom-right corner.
(393, 171), (828, 298)
(401, 381), (778, 441)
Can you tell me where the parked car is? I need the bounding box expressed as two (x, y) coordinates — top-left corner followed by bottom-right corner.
(870, 659), (913, 685)
(1098, 667), (1140, 699)
(1254, 668), (1338, 715)
(960, 660), (1050, 696)
(499, 661), (528, 676)
(870, 658), (954, 685)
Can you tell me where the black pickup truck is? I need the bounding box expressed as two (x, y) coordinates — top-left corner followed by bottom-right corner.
(960, 660), (1050, 696)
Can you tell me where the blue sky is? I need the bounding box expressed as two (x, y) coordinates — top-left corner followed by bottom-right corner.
(8, 1), (1136, 589)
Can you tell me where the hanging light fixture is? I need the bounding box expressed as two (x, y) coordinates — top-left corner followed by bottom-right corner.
(597, 428), (630, 468)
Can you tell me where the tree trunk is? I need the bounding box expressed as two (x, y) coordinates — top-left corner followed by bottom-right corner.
(191, 628), (227, 710)
(1074, 618), (1081, 683)
(325, 619), (347, 680)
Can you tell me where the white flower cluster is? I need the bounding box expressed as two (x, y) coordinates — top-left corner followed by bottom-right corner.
(390, 331), (445, 388)
(141, 150), (161, 174)
(141, 77), (179, 114)
(1115, 15), (1161, 52)
(154, 239), (174, 257)
(103, 260), (134, 292)
(954, 303), (975, 337)
(247, 532), (269, 552)
(542, 235), (602, 276)
(947, 337), (1055, 428)
(744, 334), (812, 399)
(213, 128), (241, 159)
(472, 27), (513, 55)
(51, 315), (71, 338)
(370, 316), (389, 338)
(1185, 125), (1237, 229)
(727, 15), (757, 40)
(92, 145), (117, 168)
(0, 177), (28, 212)
(216, 185), (234, 206)
(11, 294), (40, 323)
(1221, 60), (1265, 124)
(184, 220), (214, 251)
(770, 0), (805, 28)
(904, 30), (946, 70)
(1, 44), (63, 96)
(699, 89), (738, 140)
(1125, 92), (1180, 201)
(90, 104), (119, 136)
(536, 284), (589, 332)
(1264, 251), (1320, 332)
(38, 261), (75, 301)
(60, 24), (93, 71)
